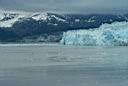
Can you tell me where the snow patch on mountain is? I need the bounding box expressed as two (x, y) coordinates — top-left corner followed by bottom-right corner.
(50, 15), (66, 22)
(0, 13), (4, 20)
(0, 12), (31, 27)
(75, 19), (80, 22)
(85, 16), (96, 23)
(31, 13), (48, 21)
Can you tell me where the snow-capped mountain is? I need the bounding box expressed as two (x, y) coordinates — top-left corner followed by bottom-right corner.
(0, 11), (128, 28)
(0, 12), (66, 28)
(0, 11), (128, 42)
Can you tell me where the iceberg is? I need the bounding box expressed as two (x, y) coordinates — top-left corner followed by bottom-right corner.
(61, 22), (128, 46)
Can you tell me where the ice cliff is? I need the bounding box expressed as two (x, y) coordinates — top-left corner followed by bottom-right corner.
(61, 22), (128, 46)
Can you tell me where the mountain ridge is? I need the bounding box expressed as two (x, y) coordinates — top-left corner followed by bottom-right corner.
(0, 11), (128, 42)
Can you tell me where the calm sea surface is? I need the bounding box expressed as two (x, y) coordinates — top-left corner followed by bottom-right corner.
(0, 44), (128, 86)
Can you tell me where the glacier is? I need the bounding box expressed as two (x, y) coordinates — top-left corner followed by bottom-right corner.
(61, 22), (128, 46)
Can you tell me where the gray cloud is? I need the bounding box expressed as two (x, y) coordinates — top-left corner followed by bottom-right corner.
(0, 0), (128, 14)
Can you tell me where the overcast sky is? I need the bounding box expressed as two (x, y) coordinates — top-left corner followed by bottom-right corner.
(0, 0), (128, 14)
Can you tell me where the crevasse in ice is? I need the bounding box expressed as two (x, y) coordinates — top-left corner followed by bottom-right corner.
(61, 22), (128, 46)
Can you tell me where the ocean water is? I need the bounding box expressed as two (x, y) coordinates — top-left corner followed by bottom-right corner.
(0, 44), (128, 86)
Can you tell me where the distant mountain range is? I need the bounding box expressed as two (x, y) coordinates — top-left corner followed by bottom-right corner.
(0, 11), (128, 42)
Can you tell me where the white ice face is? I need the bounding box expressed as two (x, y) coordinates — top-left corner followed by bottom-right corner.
(61, 22), (128, 46)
